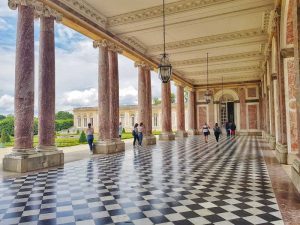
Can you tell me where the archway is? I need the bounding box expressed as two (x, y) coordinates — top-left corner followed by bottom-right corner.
(214, 89), (240, 129)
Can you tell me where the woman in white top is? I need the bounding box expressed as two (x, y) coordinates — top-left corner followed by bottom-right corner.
(86, 123), (94, 153)
(202, 122), (210, 143)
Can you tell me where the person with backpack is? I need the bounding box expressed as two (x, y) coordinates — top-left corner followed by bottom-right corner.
(132, 123), (139, 147)
(213, 123), (222, 142)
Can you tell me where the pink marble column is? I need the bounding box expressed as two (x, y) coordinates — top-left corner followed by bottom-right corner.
(239, 87), (246, 130)
(145, 66), (153, 136)
(38, 16), (56, 150)
(275, 15), (287, 146)
(13, 5), (35, 153)
(188, 90), (197, 134)
(108, 50), (119, 139)
(137, 64), (147, 127)
(97, 43), (110, 141)
(176, 85), (187, 137)
(159, 81), (175, 140)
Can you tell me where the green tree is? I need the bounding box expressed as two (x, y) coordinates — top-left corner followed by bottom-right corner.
(55, 111), (74, 120)
(1, 129), (10, 143)
(55, 119), (73, 131)
(184, 91), (188, 103)
(0, 116), (14, 136)
(0, 115), (6, 120)
(79, 131), (86, 143)
(171, 93), (176, 103)
(153, 97), (161, 105)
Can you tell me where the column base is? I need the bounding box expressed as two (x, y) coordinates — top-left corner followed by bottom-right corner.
(143, 135), (156, 145)
(288, 152), (298, 165)
(159, 132), (175, 141)
(188, 129), (200, 135)
(36, 145), (58, 152)
(291, 158), (300, 193)
(268, 136), (276, 150)
(176, 130), (188, 138)
(275, 142), (288, 164)
(94, 139), (125, 154)
(3, 150), (64, 173)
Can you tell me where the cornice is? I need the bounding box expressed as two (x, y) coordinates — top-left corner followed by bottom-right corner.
(148, 28), (267, 52)
(119, 36), (147, 54)
(186, 65), (262, 76)
(134, 61), (154, 70)
(107, 0), (235, 27)
(172, 52), (263, 67)
(58, 0), (107, 28)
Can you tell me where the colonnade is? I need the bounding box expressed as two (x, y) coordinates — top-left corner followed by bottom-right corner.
(3, 1), (200, 173)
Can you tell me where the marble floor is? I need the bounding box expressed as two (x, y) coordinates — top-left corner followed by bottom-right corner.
(0, 136), (299, 225)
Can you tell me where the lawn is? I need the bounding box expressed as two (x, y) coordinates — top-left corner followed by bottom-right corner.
(0, 132), (137, 148)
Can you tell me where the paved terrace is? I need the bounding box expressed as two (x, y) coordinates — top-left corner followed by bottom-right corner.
(0, 136), (299, 225)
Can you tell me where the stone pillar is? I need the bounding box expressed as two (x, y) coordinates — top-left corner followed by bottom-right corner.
(269, 74), (276, 149)
(176, 84), (187, 137)
(188, 90), (198, 135)
(37, 16), (56, 151)
(159, 81), (175, 140)
(144, 65), (156, 144)
(3, 3), (64, 173)
(239, 87), (246, 130)
(291, 0), (300, 193)
(93, 40), (124, 153)
(274, 11), (288, 163)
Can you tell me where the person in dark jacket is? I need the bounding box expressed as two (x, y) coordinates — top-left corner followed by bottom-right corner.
(231, 122), (236, 137)
(213, 123), (222, 142)
(132, 123), (139, 147)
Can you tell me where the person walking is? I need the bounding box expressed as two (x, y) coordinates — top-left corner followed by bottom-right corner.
(86, 123), (94, 154)
(231, 122), (236, 137)
(202, 122), (210, 143)
(137, 122), (144, 146)
(119, 122), (123, 139)
(225, 121), (231, 138)
(213, 123), (222, 142)
(132, 123), (139, 147)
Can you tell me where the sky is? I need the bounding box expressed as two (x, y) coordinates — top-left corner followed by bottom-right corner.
(0, 2), (175, 115)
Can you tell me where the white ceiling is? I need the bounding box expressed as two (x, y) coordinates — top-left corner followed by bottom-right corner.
(59, 0), (274, 85)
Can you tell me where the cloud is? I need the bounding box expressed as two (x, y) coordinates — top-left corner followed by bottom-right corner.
(0, 94), (14, 114)
(0, 17), (11, 30)
(0, 2), (16, 17)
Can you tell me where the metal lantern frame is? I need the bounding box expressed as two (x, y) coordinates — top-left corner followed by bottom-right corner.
(204, 53), (212, 104)
(158, 0), (172, 83)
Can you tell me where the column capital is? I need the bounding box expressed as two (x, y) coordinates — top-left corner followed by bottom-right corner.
(93, 39), (123, 53)
(174, 81), (185, 88)
(35, 4), (63, 22)
(8, 0), (37, 10)
(134, 61), (154, 70)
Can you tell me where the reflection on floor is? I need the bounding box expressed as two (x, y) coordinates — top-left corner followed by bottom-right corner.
(0, 136), (293, 225)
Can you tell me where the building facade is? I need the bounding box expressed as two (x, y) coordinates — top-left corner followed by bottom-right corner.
(73, 104), (188, 133)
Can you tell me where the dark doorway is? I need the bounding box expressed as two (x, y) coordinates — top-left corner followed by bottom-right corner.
(227, 102), (234, 123)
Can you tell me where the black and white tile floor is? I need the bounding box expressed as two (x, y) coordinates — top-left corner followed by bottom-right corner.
(0, 136), (284, 225)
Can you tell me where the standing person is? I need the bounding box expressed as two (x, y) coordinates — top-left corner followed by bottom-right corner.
(225, 121), (231, 138)
(231, 122), (236, 137)
(213, 123), (222, 142)
(86, 123), (94, 154)
(202, 122), (210, 143)
(119, 122), (123, 139)
(132, 123), (139, 147)
(137, 122), (145, 146)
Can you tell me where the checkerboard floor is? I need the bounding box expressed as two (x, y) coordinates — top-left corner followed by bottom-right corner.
(0, 136), (284, 225)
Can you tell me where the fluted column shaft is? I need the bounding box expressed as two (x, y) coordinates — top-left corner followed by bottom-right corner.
(176, 85), (185, 131)
(98, 45), (110, 140)
(108, 50), (119, 139)
(161, 82), (172, 133)
(38, 16), (56, 149)
(239, 87), (246, 129)
(13, 5), (35, 152)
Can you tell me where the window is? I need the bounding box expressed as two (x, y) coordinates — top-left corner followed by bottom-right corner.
(77, 117), (81, 127)
(84, 117), (87, 127)
(90, 118), (93, 126)
(154, 113), (158, 127)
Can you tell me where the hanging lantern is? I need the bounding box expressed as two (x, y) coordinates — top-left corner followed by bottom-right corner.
(158, 0), (172, 83)
(204, 53), (212, 104)
(158, 53), (172, 83)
